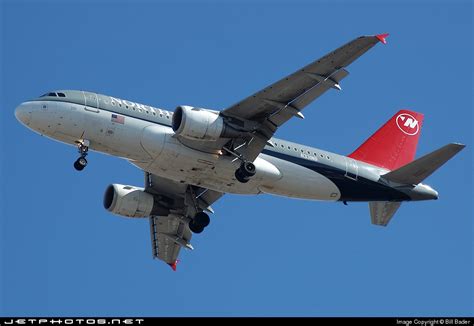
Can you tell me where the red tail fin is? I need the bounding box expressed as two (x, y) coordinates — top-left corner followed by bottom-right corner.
(348, 110), (424, 170)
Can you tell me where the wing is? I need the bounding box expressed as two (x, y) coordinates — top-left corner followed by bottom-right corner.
(145, 172), (224, 269)
(219, 34), (388, 160)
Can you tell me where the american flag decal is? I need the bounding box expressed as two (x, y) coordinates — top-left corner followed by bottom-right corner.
(111, 114), (125, 124)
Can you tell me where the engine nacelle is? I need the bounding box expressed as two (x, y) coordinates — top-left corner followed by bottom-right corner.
(103, 184), (169, 218)
(172, 105), (235, 141)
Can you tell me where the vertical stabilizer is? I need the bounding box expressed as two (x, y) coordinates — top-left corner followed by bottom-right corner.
(349, 110), (424, 170)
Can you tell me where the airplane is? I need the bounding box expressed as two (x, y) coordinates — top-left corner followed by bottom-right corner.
(14, 33), (465, 270)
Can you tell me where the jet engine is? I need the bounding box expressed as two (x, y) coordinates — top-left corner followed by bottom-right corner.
(103, 184), (169, 218)
(172, 105), (241, 141)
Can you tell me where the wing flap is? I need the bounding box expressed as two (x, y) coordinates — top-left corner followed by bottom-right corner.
(267, 69), (349, 127)
(149, 214), (192, 264)
(223, 35), (383, 122)
(291, 69), (349, 110)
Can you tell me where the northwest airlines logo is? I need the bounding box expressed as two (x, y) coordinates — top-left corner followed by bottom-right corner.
(396, 113), (419, 136)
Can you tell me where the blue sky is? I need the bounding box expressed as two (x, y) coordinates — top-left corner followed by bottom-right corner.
(1, 0), (472, 317)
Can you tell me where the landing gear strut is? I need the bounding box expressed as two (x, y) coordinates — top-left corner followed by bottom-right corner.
(222, 145), (257, 184)
(234, 161), (256, 183)
(188, 212), (210, 234)
(74, 139), (89, 171)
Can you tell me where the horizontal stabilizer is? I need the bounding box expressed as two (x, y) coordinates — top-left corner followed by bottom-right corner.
(369, 201), (401, 226)
(382, 143), (465, 185)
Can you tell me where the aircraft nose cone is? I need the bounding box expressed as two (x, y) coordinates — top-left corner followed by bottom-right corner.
(15, 103), (32, 126)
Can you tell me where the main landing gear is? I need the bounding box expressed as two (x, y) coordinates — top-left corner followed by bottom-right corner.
(73, 139), (90, 171)
(222, 145), (257, 184)
(234, 161), (256, 183)
(188, 212), (210, 234)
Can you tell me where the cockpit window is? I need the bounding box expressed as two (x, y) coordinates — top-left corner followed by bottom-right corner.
(57, 92), (66, 97)
(40, 92), (58, 97)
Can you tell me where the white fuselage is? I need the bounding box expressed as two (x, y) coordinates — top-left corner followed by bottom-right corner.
(16, 99), (348, 201)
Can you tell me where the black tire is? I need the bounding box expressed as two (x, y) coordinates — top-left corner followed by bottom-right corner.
(78, 157), (88, 167)
(194, 212), (210, 228)
(74, 160), (85, 171)
(242, 162), (256, 177)
(189, 220), (204, 234)
(235, 168), (249, 183)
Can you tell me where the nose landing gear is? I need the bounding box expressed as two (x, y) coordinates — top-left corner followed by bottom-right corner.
(74, 139), (90, 171)
(74, 157), (88, 171)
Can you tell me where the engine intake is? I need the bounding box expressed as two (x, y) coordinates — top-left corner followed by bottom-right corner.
(172, 105), (241, 141)
(103, 184), (169, 218)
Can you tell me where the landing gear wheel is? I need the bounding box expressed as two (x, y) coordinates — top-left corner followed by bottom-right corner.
(235, 161), (256, 183)
(242, 162), (256, 176)
(74, 139), (90, 171)
(189, 220), (205, 234)
(74, 157), (88, 171)
(188, 212), (210, 234)
(235, 168), (249, 183)
(194, 212), (210, 228)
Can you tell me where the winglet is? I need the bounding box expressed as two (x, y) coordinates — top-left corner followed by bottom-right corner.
(168, 260), (179, 271)
(375, 33), (389, 44)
